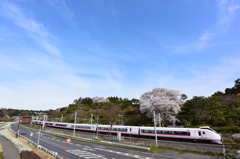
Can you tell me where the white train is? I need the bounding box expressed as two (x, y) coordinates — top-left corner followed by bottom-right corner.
(32, 120), (222, 144)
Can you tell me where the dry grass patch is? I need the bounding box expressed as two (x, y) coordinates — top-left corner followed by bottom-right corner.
(8, 129), (56, 159)
(0, 144), (4, 159)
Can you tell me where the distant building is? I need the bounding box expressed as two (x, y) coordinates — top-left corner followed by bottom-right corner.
(21, 116), (32, 124)
(35, 112), (48, 120)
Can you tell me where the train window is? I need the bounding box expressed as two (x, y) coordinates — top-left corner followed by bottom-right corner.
(130, 128), (131, 132)
(142, 129), (147, 133)
(203, 131), (205, 134)
(56, 124), (66, 126)
(198, 131), (201, 136)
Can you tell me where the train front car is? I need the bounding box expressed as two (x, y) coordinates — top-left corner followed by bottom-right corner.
(139, 126), (222, 144)
(198, 126), (222, 144)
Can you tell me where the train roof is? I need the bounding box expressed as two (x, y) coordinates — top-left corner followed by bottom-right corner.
(139, 127), (201, 130)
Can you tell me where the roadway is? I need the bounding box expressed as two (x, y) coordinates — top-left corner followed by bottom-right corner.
(11, 123), (181, 159)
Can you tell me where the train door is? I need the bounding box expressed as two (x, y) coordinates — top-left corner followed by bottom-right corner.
(129, 127), (131, 134)
(201, 131), (206, 139)
(197, 130), (206, 139)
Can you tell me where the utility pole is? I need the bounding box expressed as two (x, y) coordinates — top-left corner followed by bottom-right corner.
(118, 114), (120, 125)
(73, 112), (77, 137)
(118, 114), (123, 125)
(16, 114), (21, 138)
(96, 115), (99, 139)
(90, 113), (93, 125)
(42, 115), (48, 131)
(31, 115), (34, 125)
(158, 113), (162, 127)
(61, 114), (63, 122)
(90, 113), (93, 139)
(37, 119), (41, 147)
(153, 111), (158, 146)
(121, 115), (123, 125)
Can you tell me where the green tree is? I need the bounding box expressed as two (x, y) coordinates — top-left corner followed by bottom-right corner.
(81, 97), (93, 105)
(0, 110), (4, 117)
(233, 78), (240, 94)
(180, 94), (188, 102)
(179, 96), (208, 126)
(205, 95), (227, 126)
(225, 88), (233, 94)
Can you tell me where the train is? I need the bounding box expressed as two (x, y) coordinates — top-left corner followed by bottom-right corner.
(32, 120), (222, 144)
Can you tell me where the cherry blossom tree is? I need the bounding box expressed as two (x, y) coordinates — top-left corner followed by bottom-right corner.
(92, 97), (109, 104)
(139, 88), (183, 125)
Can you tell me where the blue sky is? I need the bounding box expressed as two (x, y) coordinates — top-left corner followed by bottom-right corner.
(0, 0), (240, 110)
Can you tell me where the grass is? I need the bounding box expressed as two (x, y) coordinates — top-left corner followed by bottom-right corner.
(8, 129), (56, 159)
(0, 144), (4, 159)
(20, 124), (223, 157)
(223, 139), (233, 143)
(149, 145), (222, 156)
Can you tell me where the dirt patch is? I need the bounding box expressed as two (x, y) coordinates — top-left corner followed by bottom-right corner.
(0, 144), (3, 152)
(8, 129), (56, 159)
(20, 151), (41, 159)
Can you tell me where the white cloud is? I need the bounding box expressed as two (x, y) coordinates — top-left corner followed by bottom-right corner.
(0, 1), (61, 56)
(197, 31), (214, 50)
(228, 5), (240, 12)
(174, 0), (240, 53)
(217, 0), (240, 34)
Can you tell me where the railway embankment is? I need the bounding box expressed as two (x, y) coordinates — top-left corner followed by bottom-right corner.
(22, 124), (240, 158)
(24, 124), (226, 153)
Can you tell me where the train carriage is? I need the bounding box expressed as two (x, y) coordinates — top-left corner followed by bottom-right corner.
(69, 123), (96, 131)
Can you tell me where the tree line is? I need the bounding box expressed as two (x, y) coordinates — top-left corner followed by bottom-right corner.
(1, 78), (239, 129)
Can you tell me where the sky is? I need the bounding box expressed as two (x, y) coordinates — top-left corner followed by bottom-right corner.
(0, 0), (240, 110)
